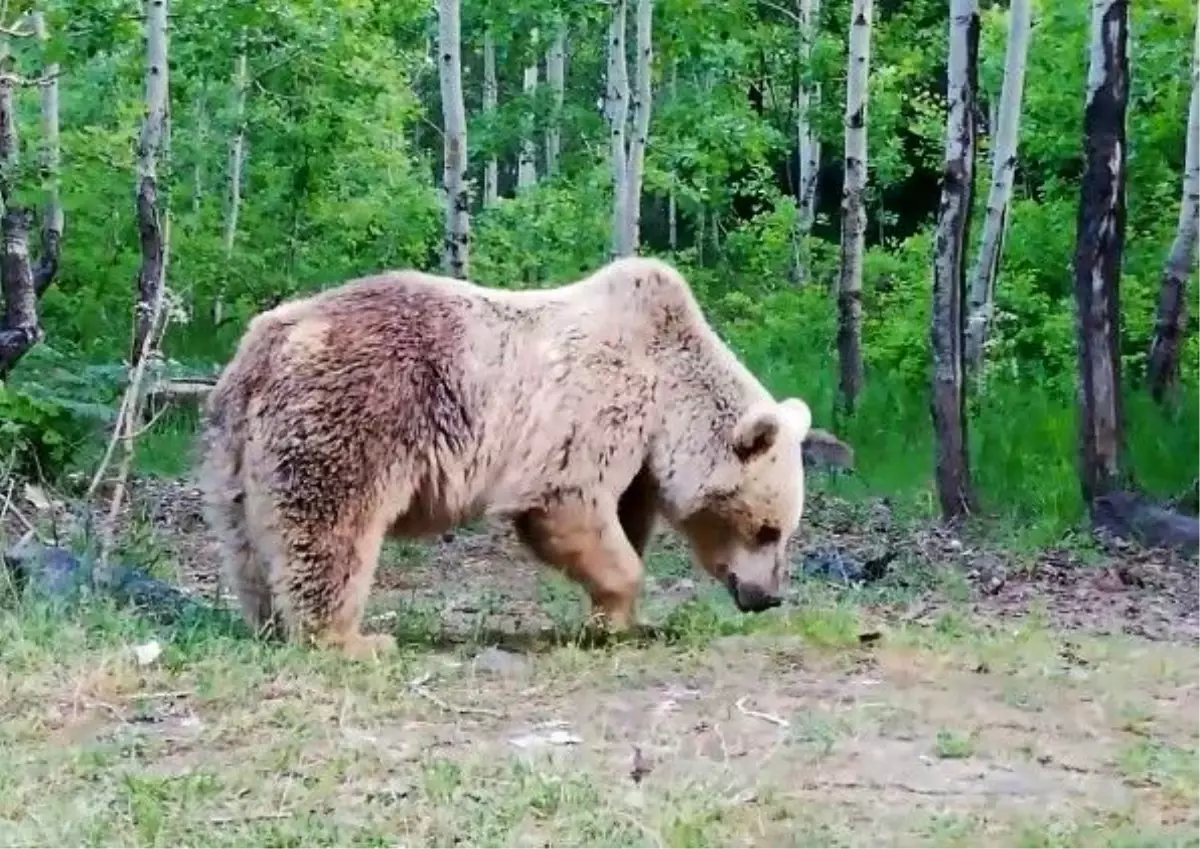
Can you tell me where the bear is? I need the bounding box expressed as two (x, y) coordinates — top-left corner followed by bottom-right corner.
(198, 257), (826, 659)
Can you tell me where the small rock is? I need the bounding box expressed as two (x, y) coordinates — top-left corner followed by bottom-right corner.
(472, 646), (529, 676)
(133, 640), (162, 667)
(509, 728), (583, 749)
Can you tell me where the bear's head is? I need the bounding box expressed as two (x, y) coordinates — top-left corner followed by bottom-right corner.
(675, 397), (813, 614)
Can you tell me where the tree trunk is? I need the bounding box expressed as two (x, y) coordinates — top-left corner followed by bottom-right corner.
(1073, 0), (1128, 504)
(836, 0), (872, 415)
(964, 0), (1031, 370)
(793, 0), (821, 286)
(32, 10), (61, 299)
(482, 27), (498, 207)
(623, 0), (653, 254)
(1146, 20), (1199, 403)
(607, 0), (630, 259)
(438, 0), (470, 278)
(0, 210), (38, 380)
(214, 43), (247, 326)
(517, 29), (539, 191)
(931, 0), (980, 521)
(132, 0), (169, 367)
(192, 84), (206, 214)
(545, 22), (565, 176)
(668, 60), (678, 251)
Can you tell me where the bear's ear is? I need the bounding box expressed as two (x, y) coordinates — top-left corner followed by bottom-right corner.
(732, 402), (782, 462)
(778, 398), (813, 442)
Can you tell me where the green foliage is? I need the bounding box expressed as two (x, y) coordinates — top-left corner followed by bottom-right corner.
(0, 0), (1193, 544)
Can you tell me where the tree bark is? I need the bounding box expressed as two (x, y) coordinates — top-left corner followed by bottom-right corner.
(607, 0), (630, 259)
(1073, 0), (1128, 504)
(1146, 19), (1199, 403)
(32, 11), (61, 299)
(0, 209), (38, 379)
(667, 60), (678, 252)
(517, 29), (539, 191)
(482, 27), (498, 207)
(793, 0), (821, 286)
(438, 0), (470, 278)
(964, 0), (1031, 370)
(931, 0), (980, 521)
(132, 0), (169, 367)
(545, 22), (565, 176)
(836, 0), (872, 415)
(623, 0), (653, 254)
(213, 42), (246, 326)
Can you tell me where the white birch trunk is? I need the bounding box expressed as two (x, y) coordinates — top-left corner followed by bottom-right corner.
(931, 0), (980, 519)
(438, 0), (470, 278)
(545, 23), (565, 175)
(622, 0), (653, 254)
(212, 45), (247, 326)
(607, 0), (630, 259)
(836, 0), (872, 414)
(794, 0), (821, 285)
(33, 11), (61, 299)
(667, 59), (678, 251)
(517, 29), (539, 190)
(1147, 19), (1199, 401)
(483, 28), (498, 207)
(965, 0), (1031, 369)
(133, 0), (169, 365)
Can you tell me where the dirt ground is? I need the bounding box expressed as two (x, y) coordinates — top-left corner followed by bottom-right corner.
(0, 478), (1197, 846)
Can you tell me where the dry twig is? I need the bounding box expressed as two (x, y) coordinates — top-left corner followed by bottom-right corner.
(735, 696), (790, 728)
(408, 672), (504, 718)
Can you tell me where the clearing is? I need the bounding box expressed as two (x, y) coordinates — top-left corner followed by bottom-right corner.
(0, 480), (1197, 847)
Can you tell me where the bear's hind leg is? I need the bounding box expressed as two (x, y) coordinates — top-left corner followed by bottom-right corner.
(267, 507), (397, 660)
(514, 498), (644, 630)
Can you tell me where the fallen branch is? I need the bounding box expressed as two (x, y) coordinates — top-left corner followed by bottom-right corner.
(1091, 490), (1199, 557)
(408, 672), (504, 718)
(735, 696), (790, 728)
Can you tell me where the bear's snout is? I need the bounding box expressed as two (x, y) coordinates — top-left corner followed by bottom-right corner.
(725, 572), (783, 613)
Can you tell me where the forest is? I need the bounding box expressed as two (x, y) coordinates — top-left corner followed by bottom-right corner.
(0, 0), (1197, 845)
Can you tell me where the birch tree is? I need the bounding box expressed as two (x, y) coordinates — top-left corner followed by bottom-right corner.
(836, 0), (872, 415)
(1146, 19), (1199, 403)
(964, 0), (1032, 370)
(545, 21), (565, 176)
(517, 28), (539, 190)
(213, 40), (247, 326)
(482, 27), (498, 207)
(438, 0), (470, 278)
(1073, 0), (1128, 503)
(33, 11), (61, 303)
(931, 0), (980, 520)
(132, 0), (170, 366)
(624, 0), (653, 252)
(667, 60), (678, 251)
(793, 0), (821, 285)
(0, 11), (63, 379)
(606, 0), (630, 258)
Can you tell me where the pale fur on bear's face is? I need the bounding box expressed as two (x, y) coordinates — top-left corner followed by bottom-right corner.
(675, 397), (813, 612)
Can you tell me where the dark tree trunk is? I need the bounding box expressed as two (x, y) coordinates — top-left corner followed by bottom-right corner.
(132, 174), (164, 364)
(1073, 0), (1129, 504)
(0, 209), (41, 380)
(930, 0), (979, 520)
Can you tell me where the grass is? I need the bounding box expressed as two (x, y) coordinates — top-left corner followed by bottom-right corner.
(1, 569), (1196, 848)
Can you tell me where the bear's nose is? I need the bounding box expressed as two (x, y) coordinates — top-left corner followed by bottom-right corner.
(725, 573), (782, 613)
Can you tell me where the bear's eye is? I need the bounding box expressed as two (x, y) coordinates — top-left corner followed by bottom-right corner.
(754, 524), (781, 546)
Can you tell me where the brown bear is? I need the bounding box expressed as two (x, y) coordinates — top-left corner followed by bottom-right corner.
(199, 257), (829, 658)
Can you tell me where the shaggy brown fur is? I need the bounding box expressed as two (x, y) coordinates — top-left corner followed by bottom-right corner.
(199, 257), (825, 658)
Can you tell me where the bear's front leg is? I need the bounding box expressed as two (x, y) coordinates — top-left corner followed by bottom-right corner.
(514, 497), (644, 630)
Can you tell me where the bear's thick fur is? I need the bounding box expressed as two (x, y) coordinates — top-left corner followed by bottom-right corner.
(199, 257), (823, 657)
